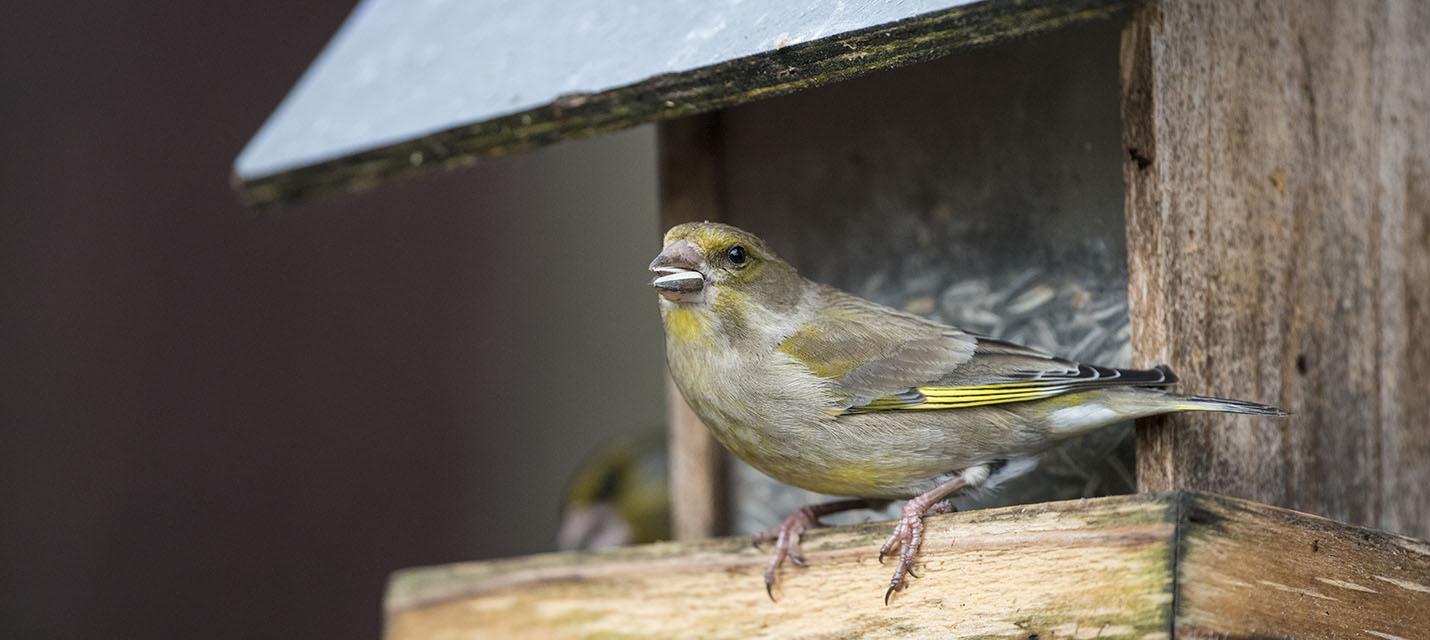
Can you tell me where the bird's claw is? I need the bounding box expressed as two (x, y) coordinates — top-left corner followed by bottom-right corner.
(757, 508), (822, 601)
(753, 499), (873, 601)
(879, 500), (934, 605)
(879, 519), (905, 561)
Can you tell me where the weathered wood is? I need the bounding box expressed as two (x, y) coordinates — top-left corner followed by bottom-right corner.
(658, 114), (728, 540)
(386, 493), (1177, 639)
(1177, 493), (1430, 639)
(1122, 0), (1430, 539)
(383, 492), (1430, 638)
(236, 0), (1127, 207)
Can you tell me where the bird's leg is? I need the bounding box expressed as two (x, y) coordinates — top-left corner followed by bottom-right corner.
(754, 498), (875, 600)
(879, 465), (989, 604)
(878, 499), (955, 580)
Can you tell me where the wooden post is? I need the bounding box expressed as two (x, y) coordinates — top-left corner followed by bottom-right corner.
(385, 492), (1430, 639)
(657, 113), (729, 539)
(1121, 0), (1430, 538)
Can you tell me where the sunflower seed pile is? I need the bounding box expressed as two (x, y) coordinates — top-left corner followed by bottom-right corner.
(730, 266), (1134, 534)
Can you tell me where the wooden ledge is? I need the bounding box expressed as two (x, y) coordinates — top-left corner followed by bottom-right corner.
(384, 492), (1430, 639)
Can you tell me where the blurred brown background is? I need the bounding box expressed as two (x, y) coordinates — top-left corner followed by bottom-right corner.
(0, 3), (663, 638)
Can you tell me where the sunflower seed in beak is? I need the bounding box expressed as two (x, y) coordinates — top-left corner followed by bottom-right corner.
(652, 269), (705, 293)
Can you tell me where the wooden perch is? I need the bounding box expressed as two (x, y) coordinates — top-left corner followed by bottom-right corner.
(384, 492), (1430, 639)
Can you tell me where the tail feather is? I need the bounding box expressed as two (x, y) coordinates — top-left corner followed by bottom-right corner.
(1150, 364), (1180, 386)
(1170, 394), (1289, 417)
(1044, 387), (1287, 438)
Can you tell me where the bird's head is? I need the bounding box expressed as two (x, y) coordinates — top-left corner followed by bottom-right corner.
(648, 222), (801, 312)
(556, 434), (669, 551)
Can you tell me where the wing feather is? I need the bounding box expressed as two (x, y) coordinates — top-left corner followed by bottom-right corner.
(777, 288), (976, 406)
(778, 288), (1176, 414)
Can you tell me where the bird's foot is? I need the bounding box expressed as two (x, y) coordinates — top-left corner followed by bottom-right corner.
(754, 498), (871, 601)
(755, 507), (817, 600)
(878, 499), (956, 604)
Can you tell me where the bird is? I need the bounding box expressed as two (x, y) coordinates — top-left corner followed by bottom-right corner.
(556, 432), (670, 551)
(648, 221), (1287, 603)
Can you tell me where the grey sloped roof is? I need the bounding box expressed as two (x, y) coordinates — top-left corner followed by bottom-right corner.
(232, 0), (1123, 206)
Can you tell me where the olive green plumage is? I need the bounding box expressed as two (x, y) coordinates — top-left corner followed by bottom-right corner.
(557, 432), (670, 551)
(650, 222), (1286, 500)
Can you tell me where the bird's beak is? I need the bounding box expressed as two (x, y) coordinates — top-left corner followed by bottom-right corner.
(649, 240), (707, 302)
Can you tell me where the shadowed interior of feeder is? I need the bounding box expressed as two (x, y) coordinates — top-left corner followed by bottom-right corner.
(718, 18), (1129, 532)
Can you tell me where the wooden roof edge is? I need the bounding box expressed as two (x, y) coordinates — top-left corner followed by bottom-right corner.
(235, 0), (1127, 208)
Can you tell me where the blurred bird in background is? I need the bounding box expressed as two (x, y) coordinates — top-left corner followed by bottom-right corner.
(649, 222), (1287, 602)
(556, 432), (670, 551)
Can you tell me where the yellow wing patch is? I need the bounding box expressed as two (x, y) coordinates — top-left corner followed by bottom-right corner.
(846, 382), (1073, 414)
(778, 323), (889, 380)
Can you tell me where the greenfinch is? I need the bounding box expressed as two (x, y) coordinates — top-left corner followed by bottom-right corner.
(557, 432), (670, 551)
(649, 221), (1286, 603)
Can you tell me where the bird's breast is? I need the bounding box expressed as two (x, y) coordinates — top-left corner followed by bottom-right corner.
(668, 339), (846, 465)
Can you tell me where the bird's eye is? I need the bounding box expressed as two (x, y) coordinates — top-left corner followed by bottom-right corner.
(727, 245), (748, 266)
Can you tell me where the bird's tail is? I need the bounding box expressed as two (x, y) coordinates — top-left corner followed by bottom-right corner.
(1043, 386), (1288, 438)
(1164, 393), (1289, 417)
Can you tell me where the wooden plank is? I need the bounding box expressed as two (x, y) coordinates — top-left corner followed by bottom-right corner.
(1177, 493), (1430, 638)
(658, 114), (728, 540)
(1121, 0), (1430, 538)
(235, 0), (1127, 206)
(664, 374), (726, 539)
(385, 493), (1177, 639)
(1373, 0), (1430, 546)
(384, 492), (1430, 638)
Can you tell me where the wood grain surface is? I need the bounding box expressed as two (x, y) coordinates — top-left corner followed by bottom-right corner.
(384, 492), (1430, 638)
(386, 493), (1177, 639)
(1178, 493), (1430, 639)
(1122, 0), (1430, 539)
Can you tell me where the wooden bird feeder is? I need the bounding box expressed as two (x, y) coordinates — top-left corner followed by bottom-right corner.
(235, 0), (1430, 637)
